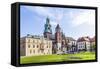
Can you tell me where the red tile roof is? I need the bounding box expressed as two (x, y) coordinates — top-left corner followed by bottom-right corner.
(77, 37), (90, 42)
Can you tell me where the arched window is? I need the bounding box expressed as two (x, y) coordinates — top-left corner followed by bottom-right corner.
(28, 45), (30, 48)
(37, 45), (39, 48)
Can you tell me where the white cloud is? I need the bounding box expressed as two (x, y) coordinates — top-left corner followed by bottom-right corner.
(23, 6), (67, 25)
(54, 9), (64, 24)
(23, 6), (55, 18)
(22, 6), (95, 28)
(71, 10), (95, 27)
(50, 21), (58, 26)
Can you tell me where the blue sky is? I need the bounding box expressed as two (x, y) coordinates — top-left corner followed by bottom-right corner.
(20, 5), (95, 40)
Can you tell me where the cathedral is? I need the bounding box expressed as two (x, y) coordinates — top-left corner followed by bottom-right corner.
(43, 17), (68, 54)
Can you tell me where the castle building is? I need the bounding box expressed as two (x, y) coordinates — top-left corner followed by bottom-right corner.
(77, 37), (90, 51)
(20, 34), (52, 56)
(43, 18), (69, 54)
(20, 17), (95, 57)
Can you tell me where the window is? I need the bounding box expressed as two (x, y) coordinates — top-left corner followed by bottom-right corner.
(22, 45), (24, 48)
(30, 50), (32, 54)
(37, 45), (39, 48)
(47, 46), (48, 48)
(28, 39), (30, 43)
(81, 46), (82, 48)
(28, 45), (30, 48)
(48, 50), (49, 54)
(33, 50), (35, 53)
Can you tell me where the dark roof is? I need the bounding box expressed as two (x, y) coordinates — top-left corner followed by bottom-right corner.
(66, 37), (76, 41)
(77, 37), (90, 42)
(22, 34), (48, 40)
(56, 24), (61, 29)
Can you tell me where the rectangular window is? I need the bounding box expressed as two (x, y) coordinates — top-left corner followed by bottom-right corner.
(28, 39), (30, 43)
(33, 50), (35, 53)
(28, 45), (30, 48)
(22, 45), (24, 48)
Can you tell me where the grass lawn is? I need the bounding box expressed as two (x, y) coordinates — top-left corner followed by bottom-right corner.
(20, 52), (95, 64)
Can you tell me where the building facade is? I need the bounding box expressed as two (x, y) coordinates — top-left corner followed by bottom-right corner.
(66, 37), (77, 53)
(20, 35), (52, 56)
(20, 17), (95, 56)
(77, 37), (90, 51)
(90, 36), (95, 51)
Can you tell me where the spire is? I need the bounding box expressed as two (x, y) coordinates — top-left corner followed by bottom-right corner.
(44, 17), (52, 33)
(55, 24), (61, 32)
(46, 17), (50, 24)
(56, 24), (60, 29)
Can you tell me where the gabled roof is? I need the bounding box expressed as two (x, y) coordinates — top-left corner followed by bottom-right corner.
(77, 37), (90, 42)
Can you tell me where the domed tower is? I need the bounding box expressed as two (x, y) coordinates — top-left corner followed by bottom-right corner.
(44, 17), (52, 39)
(55, 24), (62, 54)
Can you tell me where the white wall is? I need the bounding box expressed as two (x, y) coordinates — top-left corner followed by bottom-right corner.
(0, 0), (99, 69)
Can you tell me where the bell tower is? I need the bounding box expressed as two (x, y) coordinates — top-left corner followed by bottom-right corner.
(44, 17), (52, 39)
(55, 24), (62, 54)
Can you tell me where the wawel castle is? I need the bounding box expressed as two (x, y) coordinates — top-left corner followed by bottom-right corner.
(20, 17), (95, 56)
